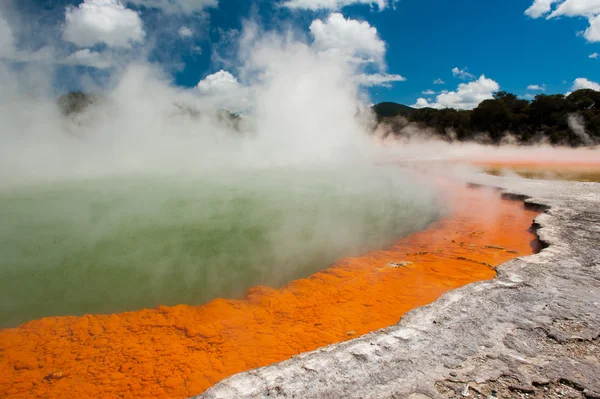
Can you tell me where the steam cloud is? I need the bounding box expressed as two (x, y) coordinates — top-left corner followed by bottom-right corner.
(1, 2), (598, 326)
(567, 114), (594, 146)
(0, 3), (446, 325)
(0, 8), (397, 182)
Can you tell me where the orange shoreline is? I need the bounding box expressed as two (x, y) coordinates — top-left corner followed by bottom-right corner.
(0, 183), (540, 399)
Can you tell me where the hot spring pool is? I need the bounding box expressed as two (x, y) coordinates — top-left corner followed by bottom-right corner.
(0, 166), (443, 327)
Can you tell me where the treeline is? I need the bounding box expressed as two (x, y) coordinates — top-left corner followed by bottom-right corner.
(58, 91), (97, 115)
(57, 91), (241, 129)
(374, 90), (600, 146)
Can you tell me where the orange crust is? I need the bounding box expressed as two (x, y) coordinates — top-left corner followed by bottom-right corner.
(0, 185), (540, 399)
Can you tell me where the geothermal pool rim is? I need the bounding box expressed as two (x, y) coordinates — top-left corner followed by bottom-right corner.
(196, 175), (600, 399)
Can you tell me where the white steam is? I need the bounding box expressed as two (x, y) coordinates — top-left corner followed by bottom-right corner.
(567, 113), (594, 146)
(0, 11), (399, 183)
(0, 10), (448, 324)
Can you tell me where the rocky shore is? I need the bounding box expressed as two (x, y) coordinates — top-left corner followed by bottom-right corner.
(196, 175), (600, 399)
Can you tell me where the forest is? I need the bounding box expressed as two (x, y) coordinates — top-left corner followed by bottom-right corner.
(373, 90), (600, 146)
(58, 89), (600, 146)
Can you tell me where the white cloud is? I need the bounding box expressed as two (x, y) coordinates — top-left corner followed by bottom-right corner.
(413, 98), (442, 109)
(126, 0), (218, 14)
(178, 26), (193, 38)
(452, 67), (474, 80)
(64, 49), (113, 69)
(525, 0), (600, 42)
(548, 0), (600, 17)
(523, 93), (536, 100)
(0, 7), (117, 69)
(355, 73), (405, 87)
(307, 14), (404, 88)
(197, 70), (251, 112)
(525, 0), (561, 17)
(283, 0), (388, 11)
(527, 84), (545, 91)
(63, 0), (145, 48)
(422, 89), (435, 95)
(584, 14), (600, 41)
(572, 77), (600, 91)
(433, 78), (445, 85)
(197, 70), (241, 94)
(310, 13), (386, 65)
(590, 51), (599, 58)
(412, 75), (500, 110)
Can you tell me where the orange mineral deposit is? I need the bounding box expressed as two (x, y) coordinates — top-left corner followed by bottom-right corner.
(0, 183), (541, 399)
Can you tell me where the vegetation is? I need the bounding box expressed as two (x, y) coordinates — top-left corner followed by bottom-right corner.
(373, 89), (600, 146)
(57, 91), (242, 130)
(57, 91), (96, 115)
(372, 102), (414, 120)
(58, 90), (600, 146)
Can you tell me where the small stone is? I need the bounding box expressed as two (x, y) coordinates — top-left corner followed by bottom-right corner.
(388, 261), (413, 268)
(44, 372), (65, 381)
(449, 371), (457, 377)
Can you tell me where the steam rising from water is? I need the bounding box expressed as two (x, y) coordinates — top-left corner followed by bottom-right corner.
(567, 114), (594, 146)
(0, 20), (379, 181)
(0, 169), (440, 327)
(0, 18), (445, 326)
(5, 8), (596, 327)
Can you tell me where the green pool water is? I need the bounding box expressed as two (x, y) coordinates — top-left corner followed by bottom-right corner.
(0, 166), (442, 327)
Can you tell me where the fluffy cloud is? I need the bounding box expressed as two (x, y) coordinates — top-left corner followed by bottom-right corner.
(63, 0), (145, 48)
(433, 78), (445, 84)
(527, 84), (545, 91)
(308, 14), (403, 87)
(452, 67), (474, 80)
(590, 51), (599, 58)
(422, 89), (435, 95)
(283, 0), (388, 11)
(548, 0), (600, 17)
(197, 70), (251, 112)
(413, 75), (500, 110)
(310, 13), (386, 65)
(197, 70), (241, 94)
(572, 77), (600, 91)
(413, 98), (441, 109)
(178, 26), (193, 38)
(526, 0), (600, 42)
(64, 49), (113, 69)
(585, 14), (600, 41)
(355, 73), (405, 87)
(525, 0), (561, 17)
(126, 0), (218, 14)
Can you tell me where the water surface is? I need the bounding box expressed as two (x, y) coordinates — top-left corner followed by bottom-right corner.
(0, 166), (442, 327)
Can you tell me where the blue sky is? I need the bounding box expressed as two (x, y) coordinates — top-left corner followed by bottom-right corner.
(2, 0), (600, 108)
(366, 0), (600, 104)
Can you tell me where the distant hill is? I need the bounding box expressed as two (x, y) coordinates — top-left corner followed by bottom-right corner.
(372, 102), (414, 119)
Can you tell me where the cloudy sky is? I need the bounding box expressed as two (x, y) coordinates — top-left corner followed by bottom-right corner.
(1, 0), (600, 109)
